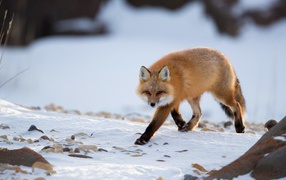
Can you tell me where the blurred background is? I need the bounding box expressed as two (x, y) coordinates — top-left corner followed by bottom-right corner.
(0, 0), (285, 123)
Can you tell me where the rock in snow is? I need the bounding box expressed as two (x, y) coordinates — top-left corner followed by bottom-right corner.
(264, 119), (278, 130)
(0, 147), (50, 167)
(205, 116), (286, 180)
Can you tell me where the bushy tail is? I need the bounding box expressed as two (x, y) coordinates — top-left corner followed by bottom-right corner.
(219, 102), (234, 118)
(219, 78), (246, 118)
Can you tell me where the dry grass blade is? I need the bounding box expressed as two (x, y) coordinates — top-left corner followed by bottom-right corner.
(0, 67), (30, 88)
(0, 12), (14, 64)
(0, 7), (25, 90)
(0, 10), (7, 43)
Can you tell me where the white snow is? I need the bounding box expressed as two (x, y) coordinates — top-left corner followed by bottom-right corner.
(1, 0), (285, 124)
(274, 135), (286, 142)
(53, 18), (103, 33)
(0, 100), (261, 179)
(237, 0), (276, 10)
(0, 0), (285, 179)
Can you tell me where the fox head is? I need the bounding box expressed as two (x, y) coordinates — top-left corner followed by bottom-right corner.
(136, 65), (174, 108)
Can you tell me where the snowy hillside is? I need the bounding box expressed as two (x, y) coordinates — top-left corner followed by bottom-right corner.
(0, 100), (262, 179)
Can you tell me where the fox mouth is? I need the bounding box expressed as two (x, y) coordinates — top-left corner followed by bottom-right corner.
(143, 96), (174, 108)
(148, 96), (174, 107)
(153, 95), (174, 107)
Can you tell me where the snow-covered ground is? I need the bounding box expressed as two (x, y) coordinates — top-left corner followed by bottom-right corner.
(0, 100), (262, 179)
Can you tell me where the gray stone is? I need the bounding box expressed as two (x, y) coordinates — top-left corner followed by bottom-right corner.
(264, 119), (278, 130)
(205, 116), (286, 180)
(252, 141), (286, 179)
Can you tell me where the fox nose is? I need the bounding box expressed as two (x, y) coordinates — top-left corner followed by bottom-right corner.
(150, 103), (156, 107)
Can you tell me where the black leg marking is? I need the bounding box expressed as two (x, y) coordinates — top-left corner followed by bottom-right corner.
(171, 109), (186, 131)
(135, 120), (157, 145)
(135, 106), (172, 145)
(233, 111), (245, 133)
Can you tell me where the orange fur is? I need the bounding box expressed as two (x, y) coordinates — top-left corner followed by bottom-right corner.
(135, 47), (246, 145)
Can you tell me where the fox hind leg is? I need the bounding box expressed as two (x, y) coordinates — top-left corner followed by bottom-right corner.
(180, 96), (202, 132)
(216, 95), (245, 133)
(232, 102), (245, 133)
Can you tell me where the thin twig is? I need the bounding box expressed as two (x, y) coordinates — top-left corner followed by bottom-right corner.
(0, 12), (13, 64)
(0, 10), (7, 43)
(0, 67), (30, 89)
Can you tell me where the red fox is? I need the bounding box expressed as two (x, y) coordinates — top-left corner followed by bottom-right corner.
(135, 47), (246, 145)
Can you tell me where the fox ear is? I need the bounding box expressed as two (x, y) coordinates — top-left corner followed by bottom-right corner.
(139, 66), (151, 81)
(159, 66), (170, 81)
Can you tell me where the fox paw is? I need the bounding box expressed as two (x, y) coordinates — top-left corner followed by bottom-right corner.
(235, 124), (245, 133)
(135, 138), (148, 145)
(179, 124), (190, 132)
(177, 122), (186, 131)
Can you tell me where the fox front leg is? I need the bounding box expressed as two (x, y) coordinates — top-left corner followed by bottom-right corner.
(180, 97), (202, 132)
(171, 109), (186, 131)
(135, 106), (171, 145)
(135, 120), (159, 145)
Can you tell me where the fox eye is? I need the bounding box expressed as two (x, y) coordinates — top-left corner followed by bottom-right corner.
(156, 91), (165, 96)
(144, 91), (151, 95)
